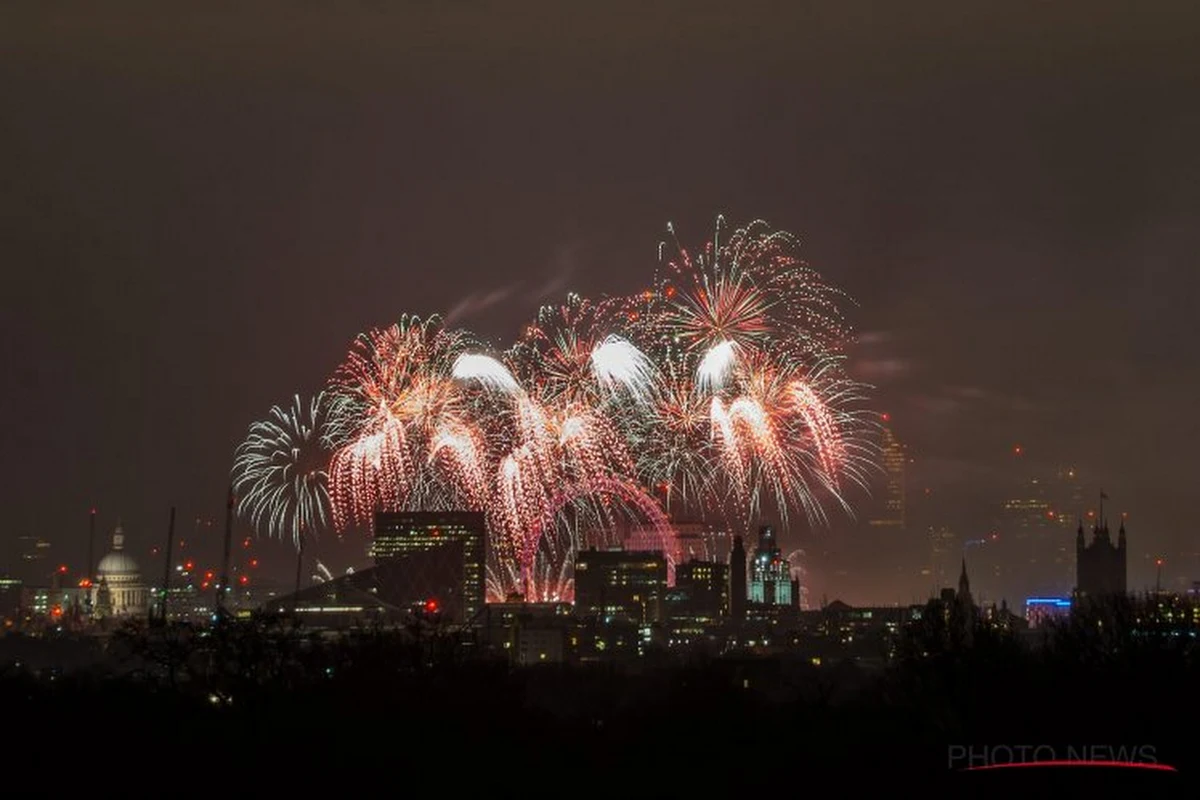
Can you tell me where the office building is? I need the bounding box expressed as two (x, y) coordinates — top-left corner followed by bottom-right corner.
(869, 422), (905, 528)
(574, 548), (667, 625)
(670, 559), (729, 621)
(373, 511), (486, 622)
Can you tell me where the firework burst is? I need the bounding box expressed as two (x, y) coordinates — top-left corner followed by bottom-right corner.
(238, 216), (878, 601)
(232, 392), (336, 549)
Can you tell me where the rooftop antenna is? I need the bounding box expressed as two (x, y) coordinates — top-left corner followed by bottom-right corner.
(292, 532), (306, 614)
(86, 507), (97, 584)
(158, 506), (175, 624)
(216, 486), (234, 619)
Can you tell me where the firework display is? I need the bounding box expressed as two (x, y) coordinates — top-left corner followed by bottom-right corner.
(232, 217), (877, 601)
(232, 393), (336, 550)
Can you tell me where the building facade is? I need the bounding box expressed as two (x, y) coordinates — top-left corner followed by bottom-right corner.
(749, 526), (794, 607)
(92, 524), (149, 619)
(1075, 519), (1127, 599)
(869, 422), (905, 528)
(574, 548), (667, 625)
(672, 559), (729, 621)
(373, 511), (486, 622)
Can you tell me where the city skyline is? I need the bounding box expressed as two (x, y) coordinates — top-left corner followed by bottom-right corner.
(4, 2), (1198, 605)
(5, 4), (1200, 788)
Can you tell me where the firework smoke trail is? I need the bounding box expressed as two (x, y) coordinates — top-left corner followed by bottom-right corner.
(272, 216), (878, 601)
(232, 392), (335, 550)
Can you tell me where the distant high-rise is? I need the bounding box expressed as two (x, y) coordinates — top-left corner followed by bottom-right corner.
(373, 511), (486, 622)
(1053, 466), (1086, 531)
(671, 559), (730, 622)
(997, 466), (1085, 601)
(16, 536), (51, 583)
(926, 525), (957, 588)
(749, 525), (794, 607)
(869, 423), (905, 528)
(729, 536), (747, 622)
(1075, 517), (1127, 600)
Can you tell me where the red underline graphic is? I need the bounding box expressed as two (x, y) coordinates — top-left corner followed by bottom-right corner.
(963, 760), (1177, 773)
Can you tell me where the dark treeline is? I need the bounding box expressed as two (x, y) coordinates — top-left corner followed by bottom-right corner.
(3, 596), (1195, 791)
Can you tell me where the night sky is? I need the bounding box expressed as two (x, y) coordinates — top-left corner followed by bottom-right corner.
(3, 2), (1198, 597)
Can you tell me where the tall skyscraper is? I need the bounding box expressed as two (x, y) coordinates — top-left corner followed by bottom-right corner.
(729, 536), (746, 622)
(869, 422), (905, 528)
(999, 468), (1080, 600)
(749, 525), (794, 607)
(372, 511), (486, 622)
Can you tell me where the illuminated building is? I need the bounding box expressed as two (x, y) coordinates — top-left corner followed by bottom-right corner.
(869, 423), (905, 528)
(90, 524), (149, 619)
(574, 548), (667, 625)
(483, 602), (572, 665)
(797, 600), (922, 665)
(17, 583), (88, 630)
(1024, 597), (1071, 628)
(372, 511), (486, 622)
(1075, 518), (1127, 600)
(573, 616), (643, 662)
(992, 466), (1086, 601)
(666, 559), (729, 643)
(673, 560), (729, 618)
(0, 577), (20, 626)
(749, 526), (794, 607)
(729, 536), (747, 622)
(1002, 479), (1060, 596)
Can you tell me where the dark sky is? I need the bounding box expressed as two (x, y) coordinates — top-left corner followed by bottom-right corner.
(3, 2), (1198, 593)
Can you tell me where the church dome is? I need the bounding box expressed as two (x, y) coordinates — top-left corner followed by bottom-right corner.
(96, 524), (140, 579)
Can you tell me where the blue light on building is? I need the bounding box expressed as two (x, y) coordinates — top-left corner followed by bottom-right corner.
(1025, 596), (1071, 628)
